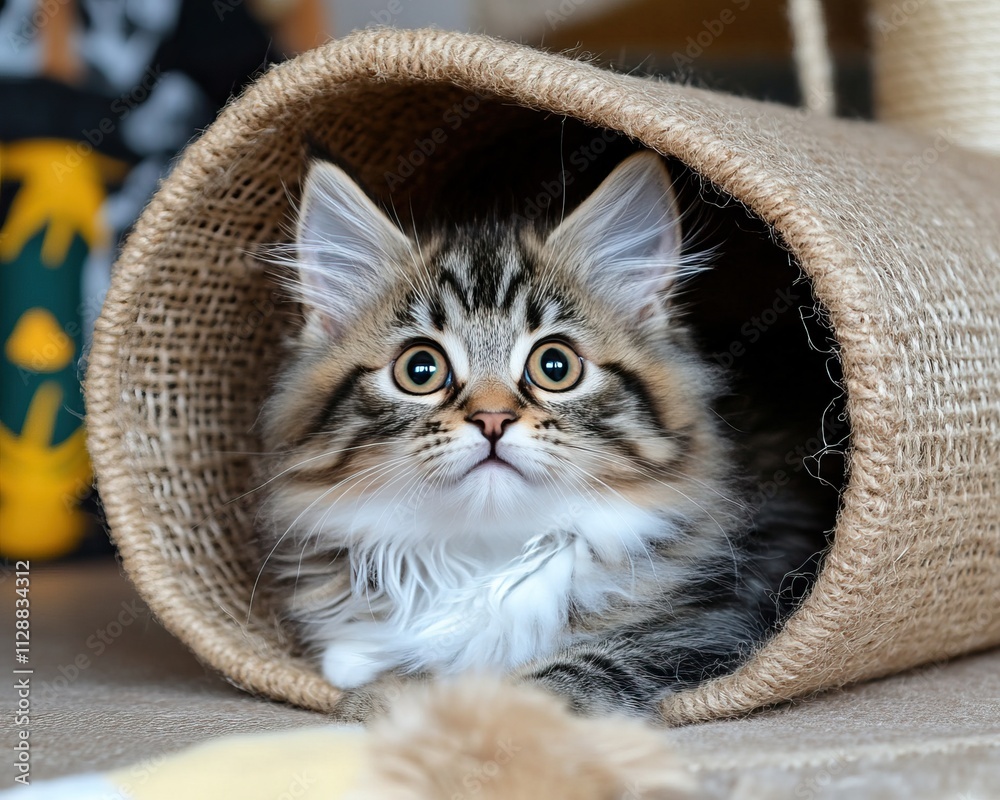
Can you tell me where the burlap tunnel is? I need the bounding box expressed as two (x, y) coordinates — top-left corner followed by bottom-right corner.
(85, 28), (1000, 724)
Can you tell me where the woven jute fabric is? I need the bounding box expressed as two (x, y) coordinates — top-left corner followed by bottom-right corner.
(85, 28), (1000, 724)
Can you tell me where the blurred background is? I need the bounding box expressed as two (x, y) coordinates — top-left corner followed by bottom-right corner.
(333, 0), (870, 112)
(0, 0), (872, 563)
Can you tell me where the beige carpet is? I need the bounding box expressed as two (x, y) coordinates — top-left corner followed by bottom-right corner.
(2, 561), (997, 797)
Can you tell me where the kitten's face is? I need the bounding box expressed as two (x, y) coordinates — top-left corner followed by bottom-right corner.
(263, 153), (722, 550)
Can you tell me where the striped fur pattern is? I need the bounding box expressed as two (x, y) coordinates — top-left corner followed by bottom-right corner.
(259, 152), (820, 718)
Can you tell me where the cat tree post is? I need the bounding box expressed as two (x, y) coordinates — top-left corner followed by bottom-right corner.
(871, 0), (1000, 156)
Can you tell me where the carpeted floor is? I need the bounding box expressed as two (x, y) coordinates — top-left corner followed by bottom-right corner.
(2, 561), (997, 797)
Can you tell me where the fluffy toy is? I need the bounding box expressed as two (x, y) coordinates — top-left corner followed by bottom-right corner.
(350, 677), (695, 799)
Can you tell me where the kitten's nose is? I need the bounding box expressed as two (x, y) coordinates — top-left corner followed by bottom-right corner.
(467, 410), (518, 443)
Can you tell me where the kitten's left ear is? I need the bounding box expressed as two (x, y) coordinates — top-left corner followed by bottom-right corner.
(546, 151), (684, 321)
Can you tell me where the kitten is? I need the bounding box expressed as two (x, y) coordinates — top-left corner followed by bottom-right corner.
(259, 151), (824, 718)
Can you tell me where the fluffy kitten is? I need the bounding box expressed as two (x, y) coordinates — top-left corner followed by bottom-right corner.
(259, 151), (821, 718)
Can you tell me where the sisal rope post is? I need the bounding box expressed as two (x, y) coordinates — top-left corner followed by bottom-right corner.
(871, 0), (1000, 157)
(788, 0), (836, 115)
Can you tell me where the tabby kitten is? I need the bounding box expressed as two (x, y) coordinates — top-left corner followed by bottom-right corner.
(260, 151), (818, 718)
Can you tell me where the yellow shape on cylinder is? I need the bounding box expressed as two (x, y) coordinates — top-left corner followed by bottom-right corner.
(5, 308), (76, 372)
(0, 382), (91, 559)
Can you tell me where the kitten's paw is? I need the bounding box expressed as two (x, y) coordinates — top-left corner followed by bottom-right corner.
(332, 672), (417, 724)
(321, 640), (393, 690)
(513, 658), (655, 719)
(512, 668), (600, 716)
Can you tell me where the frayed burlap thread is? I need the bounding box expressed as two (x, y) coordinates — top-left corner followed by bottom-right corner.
(85, 28), (1000, 723)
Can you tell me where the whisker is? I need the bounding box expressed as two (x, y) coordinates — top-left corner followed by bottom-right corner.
(250, 453), (416, 619)
(559, 441), (747, 511)
(196, 440), (396, 531)
(546, 438), (743, 583)
(557, 458), (651, 580)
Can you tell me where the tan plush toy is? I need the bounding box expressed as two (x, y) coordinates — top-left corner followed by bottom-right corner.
(350, 677), (695, 799)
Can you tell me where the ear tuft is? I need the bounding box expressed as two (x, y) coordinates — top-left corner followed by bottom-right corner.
(292, 161), (411, 338)
(546, 151), (686, 321)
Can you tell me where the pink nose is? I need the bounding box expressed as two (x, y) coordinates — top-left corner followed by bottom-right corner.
(468, 410), (518, 442)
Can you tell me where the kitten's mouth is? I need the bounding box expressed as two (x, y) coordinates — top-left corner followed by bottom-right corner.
(469, 454), (523, 478)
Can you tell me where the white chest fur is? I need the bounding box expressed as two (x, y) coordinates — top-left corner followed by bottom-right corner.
(311, 495), (673, 690)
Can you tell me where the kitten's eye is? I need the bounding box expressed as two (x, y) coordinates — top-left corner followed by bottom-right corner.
(525, 341), (583, 392)
(393, 344), (450, 394)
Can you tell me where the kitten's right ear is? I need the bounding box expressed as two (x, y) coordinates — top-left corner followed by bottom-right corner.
(294, 160), (411, 338)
